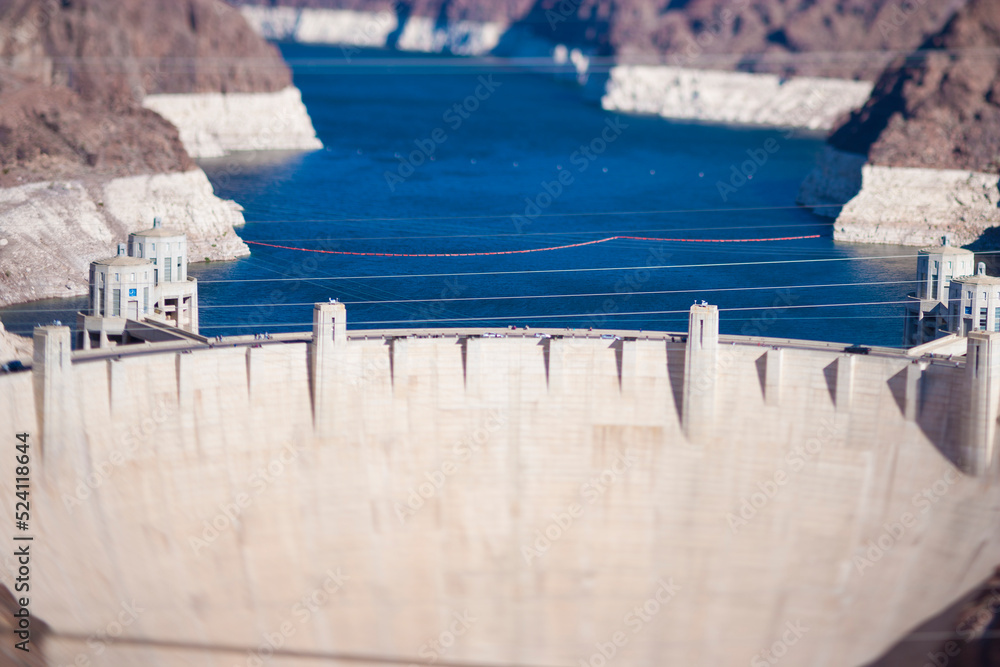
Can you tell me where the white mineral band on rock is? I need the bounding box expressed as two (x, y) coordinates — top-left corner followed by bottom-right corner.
(239, 6), (399, 47)
(142, 87), (323, 159)
(0, 169), (247, 307)
(834, 164), (1000, 246)
(601, 65), (874, 131)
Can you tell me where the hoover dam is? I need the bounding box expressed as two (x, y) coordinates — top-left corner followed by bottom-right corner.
(3, 302), (1000, 666)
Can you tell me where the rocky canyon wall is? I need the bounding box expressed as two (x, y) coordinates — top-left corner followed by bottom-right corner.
(0, 0), (322, 306)
(799, 0), (1000, 246)
(229, 0), (965, 130)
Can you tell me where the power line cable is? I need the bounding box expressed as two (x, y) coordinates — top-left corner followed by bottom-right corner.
(210, 279), (920, 309)
(241, 222), (836, 243)
(193, 254), (927, 284)
(243, 234), (822, 258)
(238, 204), (847, 225)
(191, 299), (917, 328)
(0, 279), (917, 314)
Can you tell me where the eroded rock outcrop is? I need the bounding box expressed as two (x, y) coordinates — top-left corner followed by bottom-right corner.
(142, 87), (322, 158)
(232, 0), (961, 78)
(601, 66), (873, 131)
(0, 170), (247, 307)
(230, 0), (965, 129)
(236, 0), (532, 55)
(799, 0), (1000, 246)
(0, 0), (323, 306)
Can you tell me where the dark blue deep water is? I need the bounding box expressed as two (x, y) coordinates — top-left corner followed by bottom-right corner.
(3, 45), (918, 346)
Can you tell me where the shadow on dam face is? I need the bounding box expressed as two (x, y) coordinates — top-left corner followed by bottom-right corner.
(866, 567), (1000, 667)
(885, 365), (964, 469)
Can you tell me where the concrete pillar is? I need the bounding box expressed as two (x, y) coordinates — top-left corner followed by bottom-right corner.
(904, 362), (922, 422)
(313, 302), (347, 350)
(765, 348), (783, 407)
(245, 347), (255, 399)
(107, 358), (126, 418)
(835, 355), (856, 413)
(32, 326), (73, 460)
(80, 327), (91, 350)
(545, 337), (566, 394)
(683, 304), (718, 443)
(189, 290), (200, 333)
(390, 337), (408, 396)
(310, 302), (347, 427)
(620, 339), (637, 396)
(962, 332), (1000, 475)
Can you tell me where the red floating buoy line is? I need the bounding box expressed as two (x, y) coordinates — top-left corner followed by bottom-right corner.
(244, 234), (822, 258)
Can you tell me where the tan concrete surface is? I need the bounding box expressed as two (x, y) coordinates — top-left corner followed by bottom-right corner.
(1, 309), (998, 667)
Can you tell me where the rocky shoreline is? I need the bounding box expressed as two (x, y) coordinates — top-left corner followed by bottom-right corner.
(0, 170), (248, 308)
(799, 0), (1000, 247)
(240, 5), (523, 56)
(601, 66), (873, 131)
(230, 0), (1000, 249)
(236, 6), (880, 131)
(239, 5), (399, 47)
(0, 0), (320, 313)
(142, 87), (322, 158)
(799, 150), (1000, 247)
(2, 0), (997, 319)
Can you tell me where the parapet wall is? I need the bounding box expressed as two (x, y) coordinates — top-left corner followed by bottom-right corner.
(2, 307), (999, 666)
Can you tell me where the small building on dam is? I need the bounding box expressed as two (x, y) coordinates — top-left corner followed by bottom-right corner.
(2, 240), (1000, 666)
(78, 218), (200, 350)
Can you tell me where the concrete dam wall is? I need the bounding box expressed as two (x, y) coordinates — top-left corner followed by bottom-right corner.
(3, 304), (1000, 666)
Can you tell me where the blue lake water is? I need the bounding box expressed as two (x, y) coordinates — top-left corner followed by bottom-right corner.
(2, 45), (917, 346)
